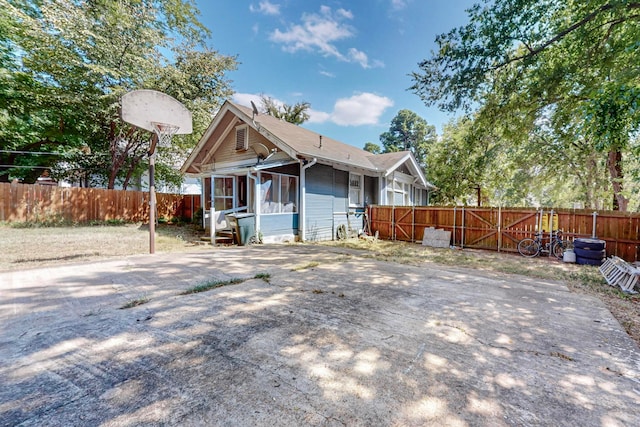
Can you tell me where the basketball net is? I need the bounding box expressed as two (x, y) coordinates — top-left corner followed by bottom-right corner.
(151, 122), (180, 147)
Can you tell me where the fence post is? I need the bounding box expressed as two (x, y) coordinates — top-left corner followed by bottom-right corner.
(497, 205), (502, 252)
(392, 206), (396, 241)
(412, 206), (415, 243)
(461, 206), (465, 248)
(452, 206), (456, 247)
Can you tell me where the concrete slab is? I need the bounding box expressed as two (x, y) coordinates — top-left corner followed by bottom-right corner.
(1, 245), (639, 426)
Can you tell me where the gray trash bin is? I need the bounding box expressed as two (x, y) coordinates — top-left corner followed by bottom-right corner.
(227, 213), (255, 245)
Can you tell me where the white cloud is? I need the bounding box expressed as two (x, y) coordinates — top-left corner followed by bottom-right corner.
(269, 6), (381, 69)
(331, 93), (394, 126)
(249, 1), (281, 15)
(233, 92), (394, 128)
(232, 93), (262, 109)
(307, 108), (331, 124)
(347, 48), (384, 69)
(319, 70), (335, 78)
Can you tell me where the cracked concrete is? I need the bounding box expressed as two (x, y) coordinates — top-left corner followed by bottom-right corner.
(1, 244), (640, 426)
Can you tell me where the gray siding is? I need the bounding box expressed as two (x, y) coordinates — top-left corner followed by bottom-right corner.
(305, 164), (334, 241)
(261, 214), (299, 237)
(333, 169), (349, 238)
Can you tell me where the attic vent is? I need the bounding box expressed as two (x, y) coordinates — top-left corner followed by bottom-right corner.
(235, 125), (248, 151)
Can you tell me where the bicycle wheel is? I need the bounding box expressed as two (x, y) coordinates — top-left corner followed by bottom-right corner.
(518, 238), (540, 257)
(551, 241), (564, 259)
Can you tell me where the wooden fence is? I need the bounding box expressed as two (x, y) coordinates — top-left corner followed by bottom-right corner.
(369, 205), (640, 262)
(0, 183), (201, 223)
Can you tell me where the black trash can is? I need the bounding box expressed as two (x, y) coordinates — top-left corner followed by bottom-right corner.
(227, 213), (255, 245)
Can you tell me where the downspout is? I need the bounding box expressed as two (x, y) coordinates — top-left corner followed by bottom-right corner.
(300, 158), (317, 241)
(247, 171), (259, 234)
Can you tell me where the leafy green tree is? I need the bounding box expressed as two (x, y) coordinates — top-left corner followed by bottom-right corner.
(1, 0), (237, 189)
(410, 0), (640, 210)
(363, 142), (381, 154)
(379, 109), (436, 167)
(260, 95), (311, 125)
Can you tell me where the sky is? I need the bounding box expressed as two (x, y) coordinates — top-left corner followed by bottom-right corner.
(195, 0), (477, 149)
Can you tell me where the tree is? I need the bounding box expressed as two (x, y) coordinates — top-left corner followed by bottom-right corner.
(260, 95), (311, 125)
(410, 0), (640, 210)
(1, 0), (237, 189)
(363, 142), (381, 154)
(379, 110), (436, 167)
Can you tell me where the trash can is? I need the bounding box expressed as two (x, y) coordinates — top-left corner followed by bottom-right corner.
(227, 213), (255, 245)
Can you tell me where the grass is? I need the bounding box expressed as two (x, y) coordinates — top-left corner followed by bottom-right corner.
(291, 261), (320, 271)
(180, 278), (245, 295)
(180, 273), (271, 295)
(120, 297), (150, 309)
(0, 223), (206, 271)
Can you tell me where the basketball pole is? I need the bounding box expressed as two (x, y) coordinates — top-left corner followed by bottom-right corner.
(148, 133), (159, 254)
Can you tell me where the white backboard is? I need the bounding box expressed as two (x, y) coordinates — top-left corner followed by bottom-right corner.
(121, 90), (192, 135)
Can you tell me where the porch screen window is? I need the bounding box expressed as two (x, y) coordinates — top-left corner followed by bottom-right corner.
(213, 177), (234, 211)
(349, 173), (362, 206)
(260, 172), (298, 214)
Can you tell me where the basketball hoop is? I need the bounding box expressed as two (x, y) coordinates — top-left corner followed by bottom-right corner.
(120, 90), (192, 255)
(151, 122), (180, 148)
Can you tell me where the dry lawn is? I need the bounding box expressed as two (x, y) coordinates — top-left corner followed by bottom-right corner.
(1, 223), (638, 347)
(0, 223), (208, 271)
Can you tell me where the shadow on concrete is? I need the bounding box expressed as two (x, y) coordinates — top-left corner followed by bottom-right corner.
(1, 245), (639, 425)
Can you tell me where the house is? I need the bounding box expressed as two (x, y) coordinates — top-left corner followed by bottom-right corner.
(181, 100), (435, 243)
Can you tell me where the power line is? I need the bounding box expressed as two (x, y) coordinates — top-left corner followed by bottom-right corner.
(0, 150), (66, 155)
(0, 165), (52, 169)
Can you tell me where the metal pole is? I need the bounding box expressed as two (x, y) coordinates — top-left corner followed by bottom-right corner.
(148, 135), (158, 254)
(592, 211), (598, 238)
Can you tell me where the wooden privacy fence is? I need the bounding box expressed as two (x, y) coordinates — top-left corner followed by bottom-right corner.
(369, 205), (640, 263)
(0, 183), (201, 223)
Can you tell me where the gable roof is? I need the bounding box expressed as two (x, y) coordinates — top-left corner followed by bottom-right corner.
(182, 100), (434, 189)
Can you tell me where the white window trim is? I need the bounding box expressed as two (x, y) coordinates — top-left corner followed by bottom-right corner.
(212, 175), (236, 212)
(258, 171), (298, 215)
(349, 172), (364, 207)
(385, 173), (414, 206)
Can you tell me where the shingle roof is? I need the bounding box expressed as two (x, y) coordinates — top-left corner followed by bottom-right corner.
(183, 100), (433, 188)
(232, 102), (381, 171)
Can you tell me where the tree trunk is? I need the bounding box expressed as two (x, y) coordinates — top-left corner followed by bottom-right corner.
(607, 149), (627, 211)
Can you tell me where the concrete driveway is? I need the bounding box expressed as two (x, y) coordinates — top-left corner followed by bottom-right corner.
(1, 245), (639, 426)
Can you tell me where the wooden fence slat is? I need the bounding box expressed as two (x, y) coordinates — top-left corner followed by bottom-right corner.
(0, 183), (200, 224)
(370, 205), (640, 263)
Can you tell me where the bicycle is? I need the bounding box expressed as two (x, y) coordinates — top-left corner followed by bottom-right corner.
(518, 230), (572, 259)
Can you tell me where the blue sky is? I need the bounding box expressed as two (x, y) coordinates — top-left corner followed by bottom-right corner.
(196, 1), (476, 149)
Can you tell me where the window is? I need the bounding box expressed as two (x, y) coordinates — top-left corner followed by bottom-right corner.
(213, 177), (234, 211)
(387, 178), (412, 206)
(235, 125), (248, 151)
(259, 172), (298, 214)
(349, 173), (363, 206)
